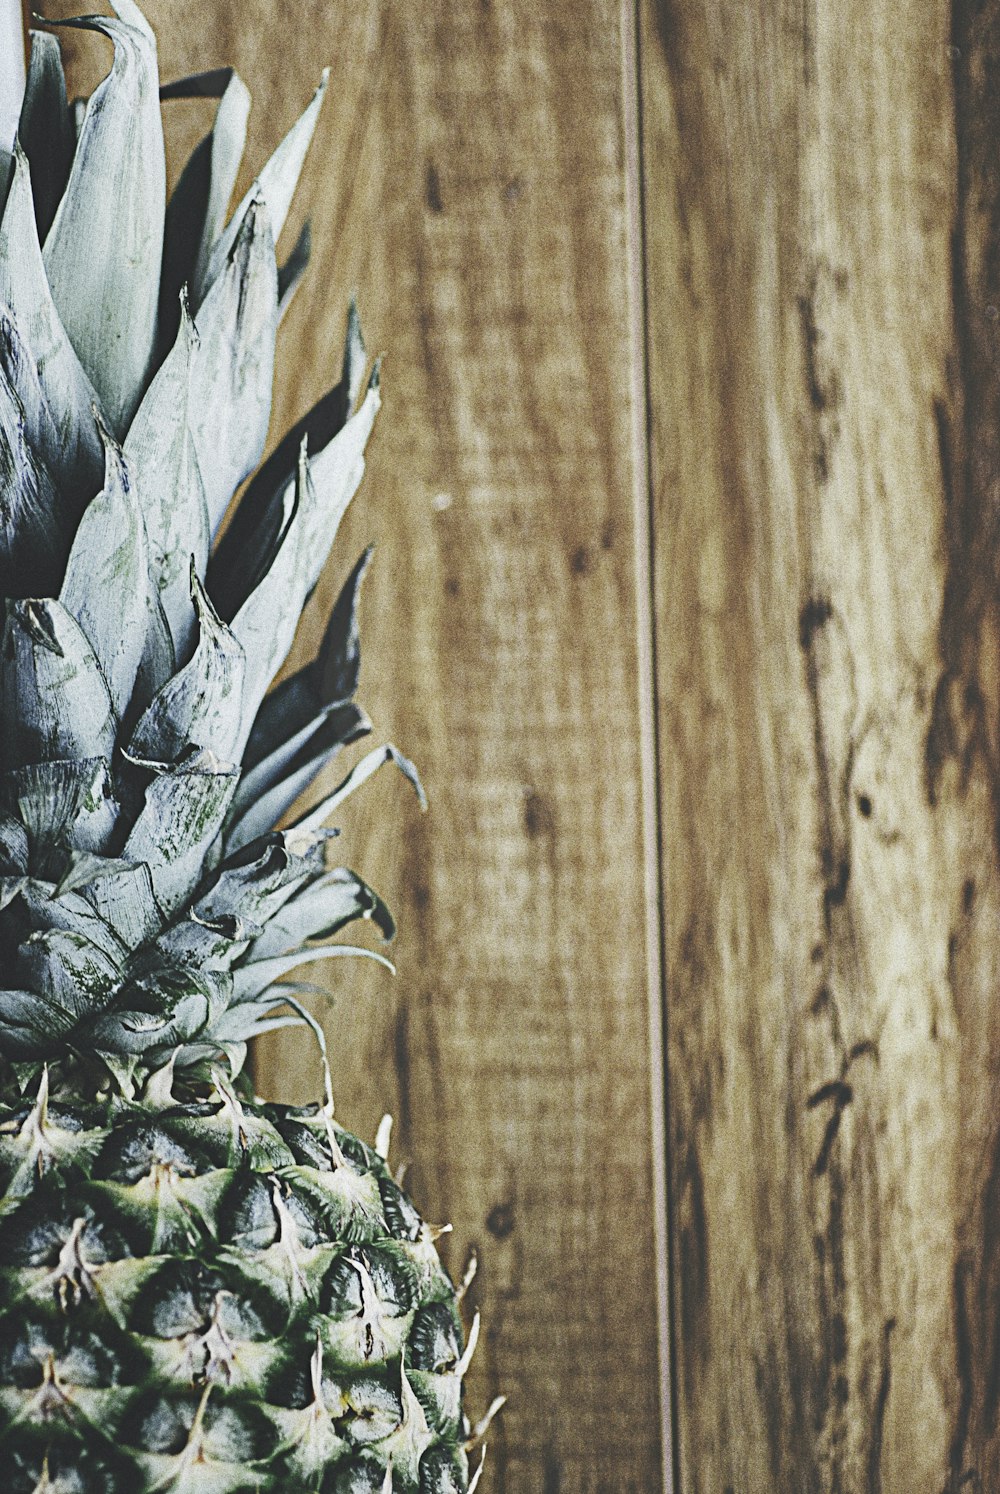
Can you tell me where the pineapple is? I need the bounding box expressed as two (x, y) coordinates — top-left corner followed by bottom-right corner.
(0, 4), (491, 1490)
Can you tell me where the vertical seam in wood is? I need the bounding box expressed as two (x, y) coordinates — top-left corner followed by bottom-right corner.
(620, 1), (676, 1488)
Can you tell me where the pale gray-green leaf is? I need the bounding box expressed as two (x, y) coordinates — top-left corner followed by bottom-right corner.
(194, 833), (312, 930)
(17, 927), (121, 1021)
(191, 197), (277, 535)
(1, 601), (117, 768)
(243, 546), (372, 771)
(123, 291), (209, 661)
(201, 71), (327, 297)
(243, 866), (394, 962)
(289, 744), (426, 836)
(123, 750), (238, 913)
(43, 2), (165, 435)
(300, 376), (381, 595)
(128, 567), (245, 765)
(225, 703), (368, 854)
(229, 472), (302, 747)
(55, 853), (160, 949)
(4, 759), (118, 868)
(232, 941), (393, 1003)
(60, 420), (150, 721)
(0, 147), (103, 493)
(0, 358), (64, 597)
(17, 31), (75, 245)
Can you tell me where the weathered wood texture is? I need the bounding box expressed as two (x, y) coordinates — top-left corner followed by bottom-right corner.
(55, 1), (670, 1488)
(641, 0), (1000, 1487)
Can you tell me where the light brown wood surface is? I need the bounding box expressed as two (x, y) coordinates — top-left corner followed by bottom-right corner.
(641, 0), (1000, 1487)
(54, 1), (671, 1489)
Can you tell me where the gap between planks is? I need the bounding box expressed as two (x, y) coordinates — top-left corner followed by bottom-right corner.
(620, 0), (676, 1487)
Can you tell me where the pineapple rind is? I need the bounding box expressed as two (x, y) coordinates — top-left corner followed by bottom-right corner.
(0, 1090), (472, 1492)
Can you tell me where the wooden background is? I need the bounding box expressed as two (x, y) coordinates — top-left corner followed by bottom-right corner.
(52, 0), (1000, 1488)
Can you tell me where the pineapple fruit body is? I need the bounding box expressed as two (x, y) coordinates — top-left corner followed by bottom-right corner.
(0, 1085), (471, 1491)
(0, 3), (483, 1489)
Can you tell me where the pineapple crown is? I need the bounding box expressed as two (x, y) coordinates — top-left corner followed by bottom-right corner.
(0, 1), (422, 1097)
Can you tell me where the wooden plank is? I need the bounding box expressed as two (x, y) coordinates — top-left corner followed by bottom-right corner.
(55, 1), (670, 1486)
(640, 0), (1000, 1487)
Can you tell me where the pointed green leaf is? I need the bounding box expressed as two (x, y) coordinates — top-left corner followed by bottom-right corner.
(300, 374), (381, 595)
(159, 67), (250, 336)
(225, 702), (369, 854)
(60, 419), (151, 721)
(124, 292), (209, 662)
(278, 218), (311, 321)
(0, 302), (98, 521)
(128, 567), (245, 766)
(0, 358), (65, 597)
(208, 302), (364, 620)
(201, 70), (327, 298)
(194, 833), (313, 930)
(17, 926), (122, 1022)
(0, 601), (116, 768)
(229, 467), (303, 746)
(123, 750), (239, 913)
(55, 852), (160, 949)
(0, 146), (103, 488)
(16, 881), (129, 965)
(17, 30), (75, 245)
(5, 759), (119, 870)
(289, 744), (426, 837)
(43, 1), (166, 435)
(241, 545), (373, 775)
(244, 867), (395, 963)
(191, 197), (277, 534)
(133, 573), (176, 724)
(232, 941), (393, 1003)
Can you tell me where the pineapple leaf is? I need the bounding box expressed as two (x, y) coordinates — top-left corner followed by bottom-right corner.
(122, 749), (238, 913)
(0, 146), (104, 500)
(0, 302), (99, 517)
(0, 356), (64, 597)
(5, 759), (119, 870)
(231, 942), (394, 1004)
(60, 416), (154, 722)
(54, 853), (161, 949)
(43, 2), (166, 436)
(228, 470), (303, 746)
(289, 743), (427, 837)
(208, 303), (367, 622)
(200, 70), (328, 298)
(128, 565), (245, 766)
(224, 701), (370, 855)
(299, 373), (381, 596)
(278, 218), (312, 322)
(0, 600), (117, 768)
(124, 291), (209, 663)
(243, 545), (373, 772)
(242, 866), (395, 963)
(191, 196), (278, 536)
(17, 31), (75, 246)
(0, 812), (28, 874)
(159, 67), (251, 327)
(193, 834), (315, 931)
(17, 926), (122, 1022)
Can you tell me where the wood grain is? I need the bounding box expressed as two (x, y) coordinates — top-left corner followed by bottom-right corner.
(640, 0), (1000, 1486)
(54, 2), (671, 1488)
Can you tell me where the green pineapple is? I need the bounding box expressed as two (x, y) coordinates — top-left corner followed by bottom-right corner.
(0, 4), (494, 1489)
